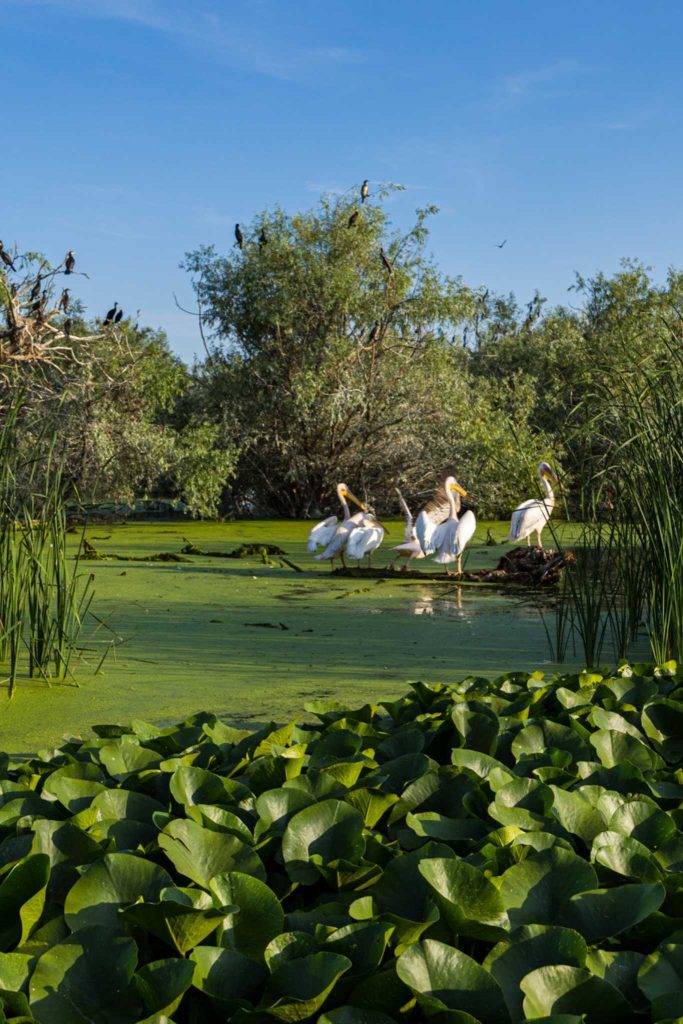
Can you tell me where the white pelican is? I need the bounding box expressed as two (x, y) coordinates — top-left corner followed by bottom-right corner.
(416, 476), (476, 575)
(308, 483), (368, 568)
(508, 461), (559, 549)
(346, 516), (387, 566)
(387, 488), (425, 571)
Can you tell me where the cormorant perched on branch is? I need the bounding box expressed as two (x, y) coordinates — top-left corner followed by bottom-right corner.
(114, 308), (123, 323)
(57, 289), (70, 313)
(361, 180), (369, 203)
(0, 242), (15, 271)
(379, 248), (394, 275)
(234, 224), (244, 249)
(64, 251), (76, 274)
(105, 302), (118, 323)
(347, 210), (360, 228)
(368, 320), (380, 343)
(259, 227), (267, 248)
(63, 318), (72, 337)
(29, 276), (42, 303)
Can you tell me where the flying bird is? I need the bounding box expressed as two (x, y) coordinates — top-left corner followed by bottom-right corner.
(0, 242), (15, 271)
(508, 462), (559, 549)
(57, 289), (70, 313)
(234, 224), (244, 249)
(259, 227), (268, 248)
(64, 251), (76, 274)
(105, 302), (118, 323)
(379, 248), (394, 275)
(114, 308), (124, 323)
(495, 240), (507, 249)
(361, 180), (369, 203)
(347, 210), (360, 228)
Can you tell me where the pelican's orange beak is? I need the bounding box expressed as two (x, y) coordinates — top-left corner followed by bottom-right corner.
(450, 482), (468, 497)
(345, 489), (368, 512)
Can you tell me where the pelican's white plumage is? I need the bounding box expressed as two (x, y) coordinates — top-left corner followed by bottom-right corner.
(388, 489), (424, 570)
(346, 520), (385, 564)
(509, 462), (558, 548)
(307, 516), (338, 553)
(429, 476), (476, 573)
(415, 484), (453, 557)
(309, 483), (368, 566)
(433, 510), (477, 567)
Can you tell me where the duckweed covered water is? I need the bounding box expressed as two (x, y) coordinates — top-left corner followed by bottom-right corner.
(1, 520), (589, 752)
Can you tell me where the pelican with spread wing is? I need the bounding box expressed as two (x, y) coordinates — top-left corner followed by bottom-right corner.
(416, 476), (476, 575)
(388, 488), (425, 571)
(308, 483), (368, 568)
(346, 515), (387, 566)
(508, 462), (558, 549)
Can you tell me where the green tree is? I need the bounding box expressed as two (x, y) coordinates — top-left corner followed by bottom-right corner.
(185, 186), (547, 516)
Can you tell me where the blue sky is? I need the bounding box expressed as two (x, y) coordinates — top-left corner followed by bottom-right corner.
(3, 0), (682, 361)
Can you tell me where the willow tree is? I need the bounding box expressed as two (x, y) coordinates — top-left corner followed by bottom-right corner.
(184, 185), (485, 516)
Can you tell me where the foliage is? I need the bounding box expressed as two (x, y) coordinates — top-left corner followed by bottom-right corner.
(0, 399), (94, 694)
(184, 188), (548, 517)
(0, 663), (683, 1020)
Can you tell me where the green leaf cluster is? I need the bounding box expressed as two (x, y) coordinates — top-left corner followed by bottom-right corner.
(1, 663), (683, 1020)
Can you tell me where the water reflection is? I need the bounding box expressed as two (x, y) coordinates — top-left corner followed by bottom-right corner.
(410, 586), (473, 621)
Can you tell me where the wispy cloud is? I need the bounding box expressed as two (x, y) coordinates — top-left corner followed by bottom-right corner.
(5, 0), (367, 80)
(492, 60), (584, 107)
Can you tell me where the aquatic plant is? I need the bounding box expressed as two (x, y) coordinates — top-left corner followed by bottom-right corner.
(0, 398), (94, 693)
(0, 663), (681, 1021)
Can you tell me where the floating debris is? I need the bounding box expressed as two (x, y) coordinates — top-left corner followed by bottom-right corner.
(244, 621), (289, 630)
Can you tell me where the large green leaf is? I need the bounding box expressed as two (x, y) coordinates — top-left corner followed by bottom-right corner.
(638, 942), (683, 1019)
(29, 925), (139, 1024)
(484, 925), (587, 1023)
(323, 922), (394, 973)
(419, 857), (509, 941)
(498, 849), (597, 927)
(641, 699), (683, 761)
(0, 855), (50, 951)
(121, 899), (230, 954)
(608, 799), (675, 850)
(559, 883), (665, 942)
(549, 786), (605, 844)
(591, 830), (664, 882)
(397, 939), (508, 1023)
(190, 945), (267, 1005)
(209, 872), (284, 959)
(158, 818), (265, 887)
(262, 951), (351, 1021)
(520, 964), (632, 1023)
(64, 852), (173, 931)
(282, 799), (365, 885)
(134, 957), (194, 1021)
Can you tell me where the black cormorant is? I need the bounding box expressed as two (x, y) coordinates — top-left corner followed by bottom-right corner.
(0, 243), (15, 271)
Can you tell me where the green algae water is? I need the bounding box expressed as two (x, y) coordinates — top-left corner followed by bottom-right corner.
(1, 519), (587, 752)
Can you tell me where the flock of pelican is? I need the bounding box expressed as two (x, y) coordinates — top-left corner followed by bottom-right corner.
(307, 462), (559, 575)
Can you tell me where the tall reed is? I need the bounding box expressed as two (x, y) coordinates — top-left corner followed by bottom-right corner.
(0, 395), (94, 694)
(553, 334), (683, 666)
